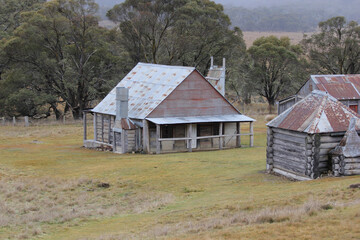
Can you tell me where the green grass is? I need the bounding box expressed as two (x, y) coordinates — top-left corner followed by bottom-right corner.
(0, 118), (360, 240)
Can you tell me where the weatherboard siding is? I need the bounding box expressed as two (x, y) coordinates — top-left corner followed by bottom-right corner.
(147, 71), (239, 118)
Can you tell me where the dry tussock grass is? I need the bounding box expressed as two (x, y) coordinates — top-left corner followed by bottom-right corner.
(0, 177), (174, 239)
(97, 196), (360, 240)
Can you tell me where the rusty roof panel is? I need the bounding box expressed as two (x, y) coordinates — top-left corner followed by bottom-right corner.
(268, 90), (360, 133)
(311, 75), (360, 100)
(92, 63), (195, 119)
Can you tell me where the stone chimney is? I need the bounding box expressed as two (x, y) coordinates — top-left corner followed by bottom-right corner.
(114, 87), (129, 129)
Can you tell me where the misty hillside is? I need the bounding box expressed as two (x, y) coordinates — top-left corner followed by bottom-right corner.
(95, 0), (360, 32)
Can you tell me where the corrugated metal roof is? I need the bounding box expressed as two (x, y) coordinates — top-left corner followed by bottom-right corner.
(331, 118), (360, 157)
(268, 90), (360, 133)
(146, 114), (255, 125)
(92, 63), (195, 119)
(311, 74), (360, 100)
(206, 69), (222, 80)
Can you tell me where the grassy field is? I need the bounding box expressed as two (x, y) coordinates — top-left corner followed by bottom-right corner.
(242, 31), (311, 47)
(0, 116), (360, 239)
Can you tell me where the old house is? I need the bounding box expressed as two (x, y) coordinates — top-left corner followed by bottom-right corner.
(267, 90), (360, 180)
(278, 74), (360, 114)
(83, 62), (255, 154)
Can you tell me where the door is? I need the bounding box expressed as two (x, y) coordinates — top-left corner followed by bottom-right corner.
(186, 124), (197, 148)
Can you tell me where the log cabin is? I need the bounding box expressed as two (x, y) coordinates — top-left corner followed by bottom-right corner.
(267, 90), (360, 180)
(83, 62), (255, 154)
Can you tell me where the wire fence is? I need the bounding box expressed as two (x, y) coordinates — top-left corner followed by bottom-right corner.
(0, 115), (91, 127)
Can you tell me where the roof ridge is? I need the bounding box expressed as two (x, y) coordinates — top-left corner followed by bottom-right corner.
(307, 95), (329, 133)
(138, 62), (195, 70)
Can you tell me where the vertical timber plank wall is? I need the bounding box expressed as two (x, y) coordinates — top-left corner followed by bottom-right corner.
(95, 114), (115, 144)
(142, 120), (150, 153)
(266, 127), (274, 172)
(147, 71), (239, 118)
(127, 130), (136, 152)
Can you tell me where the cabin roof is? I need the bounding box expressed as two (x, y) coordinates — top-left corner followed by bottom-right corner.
(310, 74), (360, 100)
(268, 90), (360, 133)
(92, 63), (195, 119)
(146, 114), (255, 125)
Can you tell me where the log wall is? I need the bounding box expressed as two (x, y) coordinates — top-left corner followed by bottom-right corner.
(332, 155), (360, 176)
(268, 128), (308, 177)
(318, 134), (345, 174)
(267, 128), (347, 179)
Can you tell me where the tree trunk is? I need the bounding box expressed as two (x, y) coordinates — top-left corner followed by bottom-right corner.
(72, 107), (82, 120)
(50, 103), (61, 120)
(267, 97), (275, 114)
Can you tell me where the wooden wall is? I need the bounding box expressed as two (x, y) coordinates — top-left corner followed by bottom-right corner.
(278, 97), (296, 115)
(147, 71), (239, 118)
(95, 114), (115, 144)
(318, 134), (344, 173)
(267, 128), (308, 177)
(267, 127), (348, 179)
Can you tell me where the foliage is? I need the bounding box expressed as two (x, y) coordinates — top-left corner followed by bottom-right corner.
(302, 16), (360, 74)
(0, 0), (45, 40)
(107, 0), (246, 74)
(247, 36), (306, 109)
(1, 0), (124, 119)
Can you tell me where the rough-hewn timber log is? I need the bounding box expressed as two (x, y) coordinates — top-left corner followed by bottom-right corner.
(320, 136), (343, 143)
(273, 138), (308, 148)
(272, 168), (311, 181)
(273, 157), (306, 173)
(272, 144), (308, 155)
(272, 128), (307, 137)
(342, 163), (360, 170)
(319, 142), (339, 149)
(343, 158), (360, 163)
(343, 169), (360, 175)
(273, 132), (305, 144)
(312, 134), (321, 147)
(273, 151), (306, 165)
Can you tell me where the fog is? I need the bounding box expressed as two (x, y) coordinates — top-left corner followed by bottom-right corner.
(95, 0), (360, 31)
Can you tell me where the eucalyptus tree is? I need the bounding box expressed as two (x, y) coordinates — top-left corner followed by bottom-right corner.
(302, 16), (360, 74)
(107, 0), (246, 73)
(1, 0), (122, 119)
(248, 36), (306, 110)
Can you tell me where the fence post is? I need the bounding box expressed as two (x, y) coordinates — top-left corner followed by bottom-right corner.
(1, 117), (5, 126)
(25, 116), (29, 127)
(63, 115), (66, 124)
(13, 117), (16, 126)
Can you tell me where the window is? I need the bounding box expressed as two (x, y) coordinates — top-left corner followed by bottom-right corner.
(161, 125), (173, 138)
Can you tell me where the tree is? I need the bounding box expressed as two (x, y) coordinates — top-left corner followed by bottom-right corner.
(248, 36), (306, 111)
(107, 0), (245, 74)
(1, 0), (123, 119)
(302, 16), (360, 74)
(0, 0), (45, 40)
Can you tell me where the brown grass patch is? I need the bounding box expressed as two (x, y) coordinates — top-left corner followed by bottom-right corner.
(96, 197), (344, 239)
(0, 177), (174, 238)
